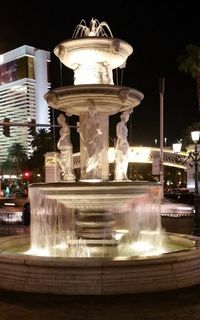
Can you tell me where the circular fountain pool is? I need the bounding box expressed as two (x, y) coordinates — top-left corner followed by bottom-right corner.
(0, 233), (200, 295)
(0, 182), (199, 295)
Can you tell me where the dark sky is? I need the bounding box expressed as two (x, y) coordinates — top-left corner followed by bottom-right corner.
(0, 1), (199, 147)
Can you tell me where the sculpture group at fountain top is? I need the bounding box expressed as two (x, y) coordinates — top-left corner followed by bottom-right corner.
(52, 18), (138, 182)
(56, 108), (131, 182)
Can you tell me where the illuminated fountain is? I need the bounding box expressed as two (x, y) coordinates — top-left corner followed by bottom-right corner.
(0, 18), (200, 295)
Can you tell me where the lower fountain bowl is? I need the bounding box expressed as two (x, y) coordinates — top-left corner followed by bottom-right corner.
(0, 233), (200, 295)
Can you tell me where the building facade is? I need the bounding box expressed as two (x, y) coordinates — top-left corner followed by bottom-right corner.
(0, 45), (51, 162)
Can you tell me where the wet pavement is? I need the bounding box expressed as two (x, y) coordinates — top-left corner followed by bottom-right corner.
(1, 285), (200, 320)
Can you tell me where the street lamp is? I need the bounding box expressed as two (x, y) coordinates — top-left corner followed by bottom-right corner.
(190, 131), (200, 236)
(173, 131), (200, 236)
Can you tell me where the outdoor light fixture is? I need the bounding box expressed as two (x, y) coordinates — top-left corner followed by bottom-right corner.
(191, 131), (200, 144)
(173, 131), (200, 236)
(172, 142), (182, 154)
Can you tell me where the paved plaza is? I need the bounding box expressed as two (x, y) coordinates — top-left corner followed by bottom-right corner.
(1, 284), (200, 320)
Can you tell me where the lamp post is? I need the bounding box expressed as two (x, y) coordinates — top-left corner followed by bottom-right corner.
(190, 131), (200, 236)
(173, 131), (200, 236)
(159, 77), (165, 200)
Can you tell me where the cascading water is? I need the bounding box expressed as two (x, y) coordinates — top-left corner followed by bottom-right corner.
(24, 183), (170, 258)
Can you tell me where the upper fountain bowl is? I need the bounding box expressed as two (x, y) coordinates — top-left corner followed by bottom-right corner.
(54, 37), (133, 71)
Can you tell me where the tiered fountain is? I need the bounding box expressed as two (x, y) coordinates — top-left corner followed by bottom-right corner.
(0, 19), (200, 295)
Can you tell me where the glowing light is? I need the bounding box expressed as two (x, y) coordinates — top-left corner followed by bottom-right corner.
(114, 229), (129, 241)
(79, 179), (102, 183)
(10, 85), (27, 92)
(24, 247), (50, 257)
(0, 54), (4, 64)
(129, 147), (150, 162)
(131, 240), (154, 252)
(54, 242), (68, 250)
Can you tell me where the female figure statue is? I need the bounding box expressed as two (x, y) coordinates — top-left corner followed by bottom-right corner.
(57, 113), (75, 182)
(78, 100), (103, 179)
(114, 111), (130, 181)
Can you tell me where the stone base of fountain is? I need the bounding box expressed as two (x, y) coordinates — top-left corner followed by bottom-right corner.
(0, 182), (199, 295)
(0, 233), (200, 295)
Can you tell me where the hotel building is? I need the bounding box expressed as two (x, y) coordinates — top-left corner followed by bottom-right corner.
(0, 45), (51, 163)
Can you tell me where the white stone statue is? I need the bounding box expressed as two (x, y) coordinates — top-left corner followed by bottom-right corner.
(114, 111), (131, 181)
(57, 113), (75, 182)
(78, 100), (103, 179)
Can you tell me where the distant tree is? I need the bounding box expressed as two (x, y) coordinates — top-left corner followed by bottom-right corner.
(7, 143), (28, 175)
(31, 128), (54, 152)
(1, 159), (16, 175)
(181, 121), (200, 150)
(177, 44), (200, 113)
(29, 129), (55, 179)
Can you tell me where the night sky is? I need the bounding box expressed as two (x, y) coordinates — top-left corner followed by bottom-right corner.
(0, 1), (199, 148)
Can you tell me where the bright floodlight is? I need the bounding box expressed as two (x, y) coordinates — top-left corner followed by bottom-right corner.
(191, 131), (200, 144)
(172, 142), (182, 153)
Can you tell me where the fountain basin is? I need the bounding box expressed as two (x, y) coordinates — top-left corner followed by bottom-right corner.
(54, 37), (133, 70)
(44, 84), (144, 115)
(0, 233), (199, 295)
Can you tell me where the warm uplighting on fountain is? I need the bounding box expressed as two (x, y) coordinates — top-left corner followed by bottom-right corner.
(24, 247), (50, 257)
(114, 229), (129, 241)
(131, 241), (165, 256)
(54, 242), (68, 250)
(131, 241), (154, 252)
(54, 18), (133, 85)
(129, 147), (150, 162)
(108, 146), (151, 163)
(79, 179), (102, 183)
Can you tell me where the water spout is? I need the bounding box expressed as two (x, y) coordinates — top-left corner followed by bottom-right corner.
(72, 18), (113, 38)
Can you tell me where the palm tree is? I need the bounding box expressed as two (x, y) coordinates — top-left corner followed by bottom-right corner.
(29, 129), (55, 179)
(177, 44), (200, 113)
(7, 143), (28, 175)
(1, 159), (16, 175)
(181, 122), (200, 150)
(31, 128), (54, 153)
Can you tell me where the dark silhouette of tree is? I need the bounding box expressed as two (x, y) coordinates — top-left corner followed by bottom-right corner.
(181, 122), (200, 150)
(6, 143), (28, 175)
(29, 128), (55, 180)
(177, 44), (200, 115)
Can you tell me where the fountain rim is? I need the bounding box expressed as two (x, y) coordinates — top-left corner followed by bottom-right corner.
(29, 180), (159, 188)
(54, 36), (133, 52)
(0, 233), (200, 295)
(0, 233), (199, 265)
(44, 83), (144, 115)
